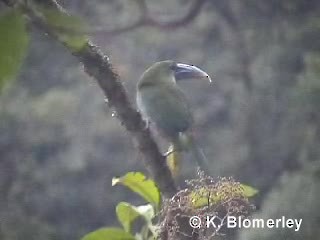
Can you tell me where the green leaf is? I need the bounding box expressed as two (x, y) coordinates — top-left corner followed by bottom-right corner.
(135, 204), (155, 222)
(41, 8), (87, 51)
(116, 202), (140, 232)
(112, 172), (160, 208)
(116, 202), (155, 232)
(0, 9), (29, 91)
(135, 204), (157, 237)
(81, 227), (135, 240)
(240, 184), (259, 197)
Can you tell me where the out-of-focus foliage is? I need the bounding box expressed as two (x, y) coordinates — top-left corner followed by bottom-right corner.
(1, 0), (320, 239)
(295, 53), (320, 114)
(41, 8), (88, 50)
(241, 184), (259, 198)
(0, 9), (29, 90)
(238, 162), (320, 240)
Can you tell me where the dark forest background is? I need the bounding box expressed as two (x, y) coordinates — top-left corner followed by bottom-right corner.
(0, 0), (320, 239)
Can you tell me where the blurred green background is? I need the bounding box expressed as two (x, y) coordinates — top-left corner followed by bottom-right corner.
(0, 0), (320, 239)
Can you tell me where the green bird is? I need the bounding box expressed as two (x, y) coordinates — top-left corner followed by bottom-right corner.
(136, 60), (211, 175)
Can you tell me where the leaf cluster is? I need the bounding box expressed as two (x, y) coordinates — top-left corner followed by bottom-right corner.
(82, 171), (257, 240)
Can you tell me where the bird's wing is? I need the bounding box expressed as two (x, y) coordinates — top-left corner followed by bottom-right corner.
(137, 85), (193, 138)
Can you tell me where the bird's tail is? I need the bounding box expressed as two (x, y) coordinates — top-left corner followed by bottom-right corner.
(189, 137), (209, 173)
(176, 132), (209, 173)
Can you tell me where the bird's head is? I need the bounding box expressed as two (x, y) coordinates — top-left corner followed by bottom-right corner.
(138, 60), (211, 89)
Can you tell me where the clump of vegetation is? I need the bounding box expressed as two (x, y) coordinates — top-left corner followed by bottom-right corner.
(160, 171), (256, 239)
(81, 171), (256, 240)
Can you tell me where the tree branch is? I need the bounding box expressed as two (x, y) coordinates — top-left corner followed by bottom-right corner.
(2, 0), (177, 198)
(94, 0), (208, 36)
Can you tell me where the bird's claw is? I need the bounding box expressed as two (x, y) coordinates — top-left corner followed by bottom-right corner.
(164, 149), (174, 157)
(143, 119), (150, 130)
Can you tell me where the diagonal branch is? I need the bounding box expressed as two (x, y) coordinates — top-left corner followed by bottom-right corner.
(2, 0), (177, 198)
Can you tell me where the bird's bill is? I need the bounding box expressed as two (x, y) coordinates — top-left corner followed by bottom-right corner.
(174, 63), (212, 82)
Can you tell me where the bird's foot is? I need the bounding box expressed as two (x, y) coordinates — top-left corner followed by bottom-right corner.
(164, 148), (175, 157)
(143, 119), (150, 130)
(164, 144), (178, 157)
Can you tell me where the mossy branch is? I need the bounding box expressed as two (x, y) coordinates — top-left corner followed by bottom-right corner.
(1, 0), (177, 198)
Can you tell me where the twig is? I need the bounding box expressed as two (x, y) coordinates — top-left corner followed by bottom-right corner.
(94, 0), (208, 36)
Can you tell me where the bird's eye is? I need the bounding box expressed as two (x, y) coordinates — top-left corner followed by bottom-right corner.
(169, 63), (177, 71)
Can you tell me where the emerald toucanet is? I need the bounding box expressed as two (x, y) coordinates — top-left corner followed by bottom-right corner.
(136, 60), (212, 175)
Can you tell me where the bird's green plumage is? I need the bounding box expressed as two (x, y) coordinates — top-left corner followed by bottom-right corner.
(138, 82), (192, 141)
(137, 60), (209, 173)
